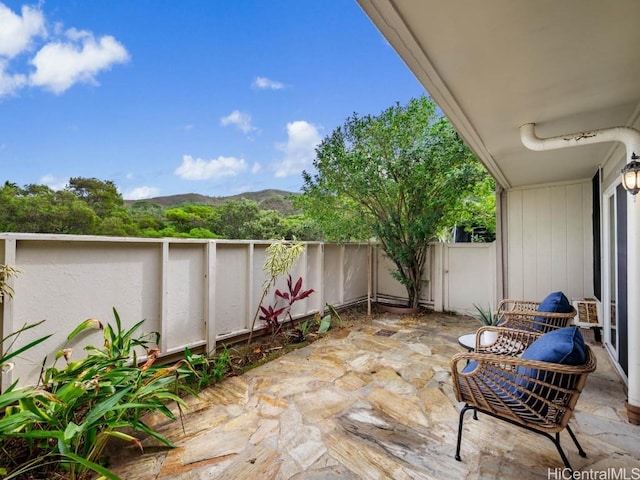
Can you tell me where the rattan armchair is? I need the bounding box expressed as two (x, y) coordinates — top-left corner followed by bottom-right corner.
(472, 325), (538, 356)
(451, 327), (596, 470)
(496, 298), (577, 334)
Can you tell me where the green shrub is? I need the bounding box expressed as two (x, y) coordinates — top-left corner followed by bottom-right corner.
(0, 309), (201, 479)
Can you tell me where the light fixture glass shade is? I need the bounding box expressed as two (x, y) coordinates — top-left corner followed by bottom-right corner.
(621, 160), (640, 195)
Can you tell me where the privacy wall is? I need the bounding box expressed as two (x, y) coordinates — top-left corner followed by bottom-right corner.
(1, 234), (495, 388)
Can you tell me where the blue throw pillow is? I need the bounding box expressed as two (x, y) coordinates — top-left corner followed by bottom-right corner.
(534, 291), (573, 331)
(515, 327), (587, 413)
(521, 326), (586, 365)
(537, 291), (573, 313)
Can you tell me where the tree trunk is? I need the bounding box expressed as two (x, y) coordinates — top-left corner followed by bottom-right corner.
(406, 264), (422, 309)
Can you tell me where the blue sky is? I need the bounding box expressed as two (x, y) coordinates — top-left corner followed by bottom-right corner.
(0, 1), (423, 200)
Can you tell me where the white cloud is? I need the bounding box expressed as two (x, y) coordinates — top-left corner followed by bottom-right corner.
(0, 59), (27, 96)
(39, 174), (67, 191)
(220, 110), (256, 134)
(0, 4), (129, 97)
(252, 76), (285, 90)
(0, 3), (46, 58)
(273, 121), (322, 178)
(29, 28), (129, 94)
(251, 162), (261, 174)
(175, 154), (247, 180)
(124, 186), (160, 200)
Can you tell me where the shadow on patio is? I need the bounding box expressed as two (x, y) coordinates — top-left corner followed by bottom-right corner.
(108, 311), (637, 479)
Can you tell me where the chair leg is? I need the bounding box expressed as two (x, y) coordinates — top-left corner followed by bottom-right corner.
(552, 432), (573, 471)
(455, 404), (474, 461)
(566, 425), (587, 458)
(458, 406), (584, 471)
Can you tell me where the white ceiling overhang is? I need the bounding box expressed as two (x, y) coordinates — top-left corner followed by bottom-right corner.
(357, 0), (640, 189)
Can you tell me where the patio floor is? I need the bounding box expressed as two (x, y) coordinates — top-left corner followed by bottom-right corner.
(108, 311), (638, 479)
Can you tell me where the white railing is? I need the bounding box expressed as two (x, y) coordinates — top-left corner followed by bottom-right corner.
(0, 233), (496, 388)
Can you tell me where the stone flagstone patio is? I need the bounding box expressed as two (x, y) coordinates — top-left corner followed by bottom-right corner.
(108, 311), (639, 479)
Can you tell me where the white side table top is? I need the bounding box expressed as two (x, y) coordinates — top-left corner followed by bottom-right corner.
(458, 333), (477, 351)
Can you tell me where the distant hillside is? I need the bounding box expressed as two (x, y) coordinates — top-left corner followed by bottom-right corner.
(126, 189), (300, 216)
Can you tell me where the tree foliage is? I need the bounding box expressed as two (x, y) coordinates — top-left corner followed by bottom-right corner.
(0, 181), (98, 234)
(300, 96), (494, 307)
(67, 177), (123, 218)
(0, 178), (318, 241)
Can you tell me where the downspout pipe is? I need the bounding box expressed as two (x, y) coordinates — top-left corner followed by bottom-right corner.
(519, 122), (640, 165)
(520, 122), (640, 425)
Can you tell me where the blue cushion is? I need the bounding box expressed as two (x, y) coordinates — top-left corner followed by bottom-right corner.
(464, 361), (528, 407)
(514, 327), (587, 414)
(462, 360), (478, 373)
(534, 291), (573, 331)
(521, 326), (586, 365)
(537, 291), (573, 313)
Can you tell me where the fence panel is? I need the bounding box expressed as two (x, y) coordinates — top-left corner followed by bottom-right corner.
(443, 242), (496, 315)
(1, 233), (496, 389)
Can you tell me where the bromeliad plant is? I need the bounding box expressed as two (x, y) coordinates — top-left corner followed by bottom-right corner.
(0, 308), (199, 480)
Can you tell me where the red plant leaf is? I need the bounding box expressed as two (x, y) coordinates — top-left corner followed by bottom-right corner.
(275, 289), (289, 300)
(296, 288), (314, 301)
(292, 277), (303, 297)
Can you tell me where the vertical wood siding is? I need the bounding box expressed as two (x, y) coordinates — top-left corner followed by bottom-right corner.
(506, 181), (593, 301)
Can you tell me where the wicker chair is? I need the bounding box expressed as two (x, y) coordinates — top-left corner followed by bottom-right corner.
(471, 325), (537, 356)
(495, 296), (577, 346)
(451, 327), (597, 470)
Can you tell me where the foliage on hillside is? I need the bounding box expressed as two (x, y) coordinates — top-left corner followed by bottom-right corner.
(0, 180), (320, 240)
(125, 189), (298, 215)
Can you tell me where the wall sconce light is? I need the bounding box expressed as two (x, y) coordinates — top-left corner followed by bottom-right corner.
(621, 153), (640, 195)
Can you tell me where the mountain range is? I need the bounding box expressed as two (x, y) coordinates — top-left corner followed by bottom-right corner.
(126, 189), (299, 216)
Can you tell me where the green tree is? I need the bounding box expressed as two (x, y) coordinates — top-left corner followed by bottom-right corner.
(67, 177), (123, 218)
(0, 182), (98, 234)
(65, 177), (146, 236)
(210, 199), (261, 239)
(293, 194), (371, 241)
(301, 96), (492, 308)
(128, 201), (167, 232)
(165, 205), (215, 234)
(438, 171), (496, 242)
(278, 214), (323, 241)
(95, 211), (140, 236)
(253, 209), (284, 240)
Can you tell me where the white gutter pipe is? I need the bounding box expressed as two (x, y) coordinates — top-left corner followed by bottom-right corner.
(520, 123), (640, 162)
(520, 122), (640, 425)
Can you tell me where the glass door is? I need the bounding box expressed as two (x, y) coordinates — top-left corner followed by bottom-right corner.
(605, 192), (617, 352)
(603, 185), (629, 376)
